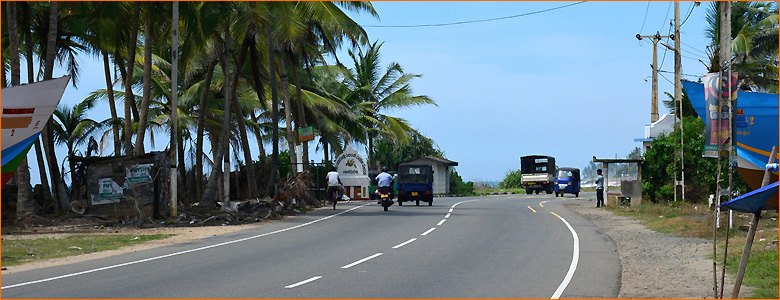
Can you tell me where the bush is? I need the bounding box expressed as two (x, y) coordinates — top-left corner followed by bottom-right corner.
(499, 169), (523, 188)
(449, 169), (474, 196)
(642, 117), (750, 203)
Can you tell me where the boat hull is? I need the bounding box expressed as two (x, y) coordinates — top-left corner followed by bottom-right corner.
(682, 80), (778, 209)
(1, 76), (70, 187)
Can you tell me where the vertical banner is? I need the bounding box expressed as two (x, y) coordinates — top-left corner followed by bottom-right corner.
(702, 72), (738, 158)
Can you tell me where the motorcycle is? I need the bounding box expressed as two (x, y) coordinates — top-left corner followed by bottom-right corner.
(378, 187), (393, 211)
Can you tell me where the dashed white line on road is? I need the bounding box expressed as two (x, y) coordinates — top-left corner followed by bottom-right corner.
(437, 219), (446, 226)
(285, 276), (322, 288)
(421, 228), (436, 236)
(2, 203), (372, 290)
(341, 253), (383, 269)
(449, 208), (454, 213)
(392, 238), (417, 249)
(444, 213), (451, 219)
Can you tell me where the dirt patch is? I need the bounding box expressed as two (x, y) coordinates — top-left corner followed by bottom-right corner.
(567, 203), (751, 299)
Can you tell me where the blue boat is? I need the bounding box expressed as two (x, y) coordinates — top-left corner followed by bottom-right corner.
(682, 80), (778, 209)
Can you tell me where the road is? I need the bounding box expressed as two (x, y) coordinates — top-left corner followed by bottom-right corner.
(1, 193), (620, 299)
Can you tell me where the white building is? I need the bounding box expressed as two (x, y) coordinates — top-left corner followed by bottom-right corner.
(634, 113), (679, 154)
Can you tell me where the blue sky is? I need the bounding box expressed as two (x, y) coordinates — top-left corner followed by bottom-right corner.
(25, 1), (714, 185)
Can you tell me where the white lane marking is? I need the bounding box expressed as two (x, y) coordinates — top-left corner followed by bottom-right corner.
(550, 212), (580, 299)
(444, 213), (451, 219)
(449, 208), (454, 213)
(341, 253), (383, 269)
(285, 276), (322, 288)
(392, 238), (417, 249)
(2, 204), (372, 290)
(437, 219), (446, 226)
(421, 227), (436, 236)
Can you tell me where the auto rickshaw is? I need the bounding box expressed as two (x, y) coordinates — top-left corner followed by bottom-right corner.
(396, 163), (434, 206)
(554, 167), (580, 197)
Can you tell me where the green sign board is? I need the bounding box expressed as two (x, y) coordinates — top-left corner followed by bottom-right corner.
(298, 126), (314, 142)
(126, 164), (154, 183)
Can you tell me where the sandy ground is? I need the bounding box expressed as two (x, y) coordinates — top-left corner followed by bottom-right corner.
(1, 203), (750, 298)
(567, 202), (748, 299)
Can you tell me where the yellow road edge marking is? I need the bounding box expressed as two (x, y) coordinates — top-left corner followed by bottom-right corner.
(527, 206), (537, 213)
(551, 212), (562, 219)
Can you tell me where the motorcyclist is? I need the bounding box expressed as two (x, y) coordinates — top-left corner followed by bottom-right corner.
(375, 166), (394, 205)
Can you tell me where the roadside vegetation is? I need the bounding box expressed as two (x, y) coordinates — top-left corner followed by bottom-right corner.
(1, 234), (172, 267)
(607, 203), (779, 299)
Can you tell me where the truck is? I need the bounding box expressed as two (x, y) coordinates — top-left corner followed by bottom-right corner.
(520, 155), (556, 195)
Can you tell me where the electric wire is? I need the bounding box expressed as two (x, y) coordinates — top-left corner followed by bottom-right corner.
(680, 2), (697, 26)
(362, 1), (587, 28)
(681, 41), (708, 55)
(659, 69), (703, 78)
(638, 1), (652, 36)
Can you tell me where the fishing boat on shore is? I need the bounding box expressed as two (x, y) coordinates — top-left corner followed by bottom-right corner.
(682, 79), (778, 209)
(1, 76), (70, 187)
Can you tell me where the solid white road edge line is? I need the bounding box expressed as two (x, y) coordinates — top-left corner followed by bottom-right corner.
(341, 253), (383, 269)
(2, 203), (372, 290)
(392, 238), (417, 249)
(550, 212), (580, 299)
(285, 276), (322, 288)
(421, 227), (436, 236)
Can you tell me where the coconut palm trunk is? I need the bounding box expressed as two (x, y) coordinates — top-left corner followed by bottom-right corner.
(229, 39), (259, 199)
(266, 26), (280, 197)
(277, 55), (297, 170)
(22, 2), (53, 208)
(195, 58), (217, 202)
(102, 50), (121, 156)
(248, 42), (267, 159)
(290, 61), (309, 172)
(124, 2), (140, 155)
(133, 14), (154, 155)
(40, 1), (70, 211)
(7, 1), (35, 216)
(202, 28), (234, 206)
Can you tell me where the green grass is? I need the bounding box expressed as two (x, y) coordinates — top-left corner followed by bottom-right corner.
(472, 187), (525, 196)
(606, 203), (779, 299)
(1, 234), (173, 267)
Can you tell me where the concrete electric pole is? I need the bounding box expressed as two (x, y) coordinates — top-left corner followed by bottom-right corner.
(636, 31), (673, 123)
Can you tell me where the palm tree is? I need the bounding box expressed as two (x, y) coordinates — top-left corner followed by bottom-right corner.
(341, 41), (437, 169)
(51, 98), (104, 200)
(705, 1), (778, 92)
(5, 1), (37, 216)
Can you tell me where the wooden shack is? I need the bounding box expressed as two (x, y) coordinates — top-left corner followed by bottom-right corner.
(73, 152), (169, 218)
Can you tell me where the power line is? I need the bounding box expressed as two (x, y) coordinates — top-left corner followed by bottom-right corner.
(639, 1), (652, 35)
(362, 1), (588, 28)
(659, 69), (703, 78)
(680, 1), (697, 26)
(681, 41), (708, 55)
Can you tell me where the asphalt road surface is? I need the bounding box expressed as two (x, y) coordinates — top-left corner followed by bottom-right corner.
(1, 193), (620, 299)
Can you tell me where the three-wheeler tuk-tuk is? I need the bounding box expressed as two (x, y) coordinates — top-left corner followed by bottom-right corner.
(554, 167), (581, 197)
(396, 163), (434, 206)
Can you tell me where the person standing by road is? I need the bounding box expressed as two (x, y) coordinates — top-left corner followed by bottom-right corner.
(326, 167), (342, 204)
(596, 169), (605, 207)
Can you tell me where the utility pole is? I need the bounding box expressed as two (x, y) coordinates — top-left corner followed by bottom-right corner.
(636, 31), (673, 123)
(713, 2), (732, 298)
(675, 1), (685, 202)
